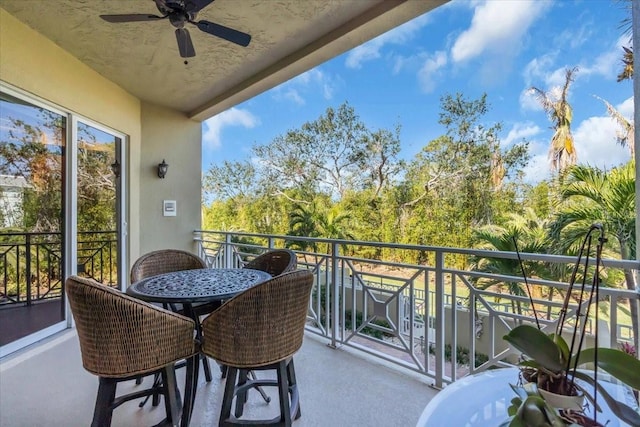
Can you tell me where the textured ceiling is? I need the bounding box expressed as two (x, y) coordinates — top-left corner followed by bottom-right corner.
(0, 0), (445, 121)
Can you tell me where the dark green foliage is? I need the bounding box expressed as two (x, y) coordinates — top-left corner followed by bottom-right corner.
(428, 343), (489, 367)
(344, 309), (393, 339)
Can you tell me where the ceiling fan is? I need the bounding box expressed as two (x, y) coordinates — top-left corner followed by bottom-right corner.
(99, 0), (251, 58)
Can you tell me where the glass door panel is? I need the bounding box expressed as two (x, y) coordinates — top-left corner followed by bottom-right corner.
(76, 122), (120, 288)
(0, 92), (66, 347)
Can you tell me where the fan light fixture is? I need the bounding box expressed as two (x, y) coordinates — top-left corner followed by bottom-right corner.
(157, 160), (169, 179)
(99, 0), (251, 59)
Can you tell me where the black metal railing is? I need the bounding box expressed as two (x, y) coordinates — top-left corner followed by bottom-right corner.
(0, 231), (118, 307)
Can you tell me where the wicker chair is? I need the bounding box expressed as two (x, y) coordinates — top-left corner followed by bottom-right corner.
(130, 249), (207, 283)
(239, 248), (298, 402)
(130, 248), (216, 386)
(201, 269), (313, 427)
(66, 275), (198, 427)
(243, 249), (297, 276)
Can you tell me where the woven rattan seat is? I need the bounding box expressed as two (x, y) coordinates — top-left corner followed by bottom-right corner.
(202, 269), (313, 427)
(243, 249), (297, 276)
(66, 275), (197, 427)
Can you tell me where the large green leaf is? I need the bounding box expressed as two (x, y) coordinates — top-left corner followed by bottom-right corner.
(550, 333), (570, 362)
(573, 370), (640, 426)
(504, 325), (564, 372)
(577, 347), (640, 390)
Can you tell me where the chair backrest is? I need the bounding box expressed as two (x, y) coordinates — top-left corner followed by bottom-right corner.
(130, 249), (206, 283)
(243, 249), (297, 277)
(66, 275), (195, 378)
(201, 269), (313, 368)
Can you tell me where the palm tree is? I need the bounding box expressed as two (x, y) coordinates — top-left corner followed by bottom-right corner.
(616, 0), (633, 82)
(617, 46), (634, 82)
(594, 95), (635, 156)
(471, 209), (551, 316)
(529, 67), (578, 173)
(288, 202), (355, 258)
(288, 202), (321, 254)
(550, 162), (638, 349)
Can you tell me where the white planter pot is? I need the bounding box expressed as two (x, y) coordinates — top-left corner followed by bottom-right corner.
(539, 388), (585, 410)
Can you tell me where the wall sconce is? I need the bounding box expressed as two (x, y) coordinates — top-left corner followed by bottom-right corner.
(110, 160), (120, 178)
(157, 159), (169, 179)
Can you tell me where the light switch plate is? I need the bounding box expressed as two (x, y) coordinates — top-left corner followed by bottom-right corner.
(163, 200), (177, 216)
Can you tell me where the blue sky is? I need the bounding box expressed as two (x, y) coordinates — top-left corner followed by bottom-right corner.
(201, 0), (634, 183)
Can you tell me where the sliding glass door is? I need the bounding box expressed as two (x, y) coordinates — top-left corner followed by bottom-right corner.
(0, 86), (126, 356)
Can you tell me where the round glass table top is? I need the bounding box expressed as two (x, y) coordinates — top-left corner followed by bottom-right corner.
(127, 268), (272, 303)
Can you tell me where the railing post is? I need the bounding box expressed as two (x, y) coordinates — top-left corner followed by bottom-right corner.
(25, 233), (32, 306)
(268, 237), (275, 249)
(434, 249), (445, 388)
(330, 242), (340, 348)
(224, 234), (233, 268)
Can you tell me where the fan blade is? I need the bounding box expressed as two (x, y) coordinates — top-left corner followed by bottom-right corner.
(175, 28), (196, 58)
(196, 20), (251, 47)
(185, 0), (215, 13)
(100, 14), (165, 23)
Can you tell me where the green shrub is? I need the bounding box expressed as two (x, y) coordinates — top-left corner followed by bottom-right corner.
(428, 343), (488, 367)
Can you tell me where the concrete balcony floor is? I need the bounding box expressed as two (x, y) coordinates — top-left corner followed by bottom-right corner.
(0, 330), (437, 427)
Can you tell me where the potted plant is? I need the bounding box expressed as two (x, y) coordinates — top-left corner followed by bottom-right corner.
(501, 225), (640, 426)
(503, 324), (640, 426)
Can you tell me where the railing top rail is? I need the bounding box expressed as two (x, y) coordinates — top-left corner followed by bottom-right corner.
(195, 230), (640, 270)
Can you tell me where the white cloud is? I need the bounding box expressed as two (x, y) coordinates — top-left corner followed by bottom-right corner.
(502, 122), (542, 147)
(345, 14), (430, 69)
(616, 96), (634, 117)
(520, 135), (552, 183)
(282, 88), (305, 106)
(519, 88), (542, 112)
(272, 68), (337, 105)
(522, 54), (557, 86)
(296, 69), (322, 85)
(522, 152), (550, 183)
(519, 62), (577, 112)
(553, 22), (592, 50)
(521, 35), (627, 112)
(202, 108), (259, 149)
(580, 35), (626, 80)
(574, 115), (632, 169)
(417, 51), (448, 93)
(451, 1), (550, 63)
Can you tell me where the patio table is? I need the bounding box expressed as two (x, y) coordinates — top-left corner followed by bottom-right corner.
(127, 267), (272, 427)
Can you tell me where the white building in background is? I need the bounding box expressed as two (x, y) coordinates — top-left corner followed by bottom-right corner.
(0, 175), (29, 228)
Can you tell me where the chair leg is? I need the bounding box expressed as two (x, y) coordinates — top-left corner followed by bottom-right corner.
(161, 366), (180, 427)
(234, 369), (249, 418)
(202, 353), (213, 382)
(181, 354), (200, 427)
(220, 363), (228, 378)
(276, 361), (292, 427)
(287, 359), (301, 420)
(152, 372), (163, 407)
(92, 377), (117, 427)
(219, 367), (239, 426)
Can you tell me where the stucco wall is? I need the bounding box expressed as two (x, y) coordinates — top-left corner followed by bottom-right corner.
(140, 102), (202, 257)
